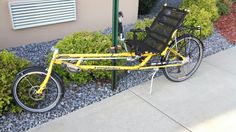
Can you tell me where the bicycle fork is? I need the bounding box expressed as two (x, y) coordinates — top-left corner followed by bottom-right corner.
(36, 48), (58, 94)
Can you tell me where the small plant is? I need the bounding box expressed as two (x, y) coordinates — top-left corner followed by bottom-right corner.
(217, 1), (230, 15)
(51, 32), (125, 85)
(216, 0), (234, 15)
(0, 50), (29, 114)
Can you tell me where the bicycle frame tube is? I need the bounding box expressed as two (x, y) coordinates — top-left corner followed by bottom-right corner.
(37, 47), (186, 94)
(54, 52), (184, 70)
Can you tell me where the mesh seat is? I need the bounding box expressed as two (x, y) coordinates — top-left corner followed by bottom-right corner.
(126, 6), (188, 54)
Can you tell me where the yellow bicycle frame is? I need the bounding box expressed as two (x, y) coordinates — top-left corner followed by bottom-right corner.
(36, 47), (186, 94)
(36, 30), (187, 94)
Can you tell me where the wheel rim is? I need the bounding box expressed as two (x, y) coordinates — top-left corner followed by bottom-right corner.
(165, 37), (203, 81)
(14, 72), (61, 112)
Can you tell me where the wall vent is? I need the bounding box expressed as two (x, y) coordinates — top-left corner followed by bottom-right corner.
(9, 0), (76, 30)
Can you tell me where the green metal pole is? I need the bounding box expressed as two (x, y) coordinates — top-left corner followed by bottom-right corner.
(112, 0), (119, 91)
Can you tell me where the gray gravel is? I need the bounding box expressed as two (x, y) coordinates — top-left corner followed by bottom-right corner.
(0, 0), (235, 131)
(0, 27), (234, 132)
(6, 40), (59, 66)
(203, 29), (235, 57)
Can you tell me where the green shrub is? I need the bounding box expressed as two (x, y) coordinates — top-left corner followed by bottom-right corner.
(138, 0), (157, 15)
(126, 18), (154, 40)
(0, 50), (29, 114)
(180, 0), (219, 37)
(51, 32), (124, 85)
(184, 5), (214, 37)
(181, 0), (219, 21)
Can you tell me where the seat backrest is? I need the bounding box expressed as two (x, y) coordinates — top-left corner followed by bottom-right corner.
(144, 6), (188, 53)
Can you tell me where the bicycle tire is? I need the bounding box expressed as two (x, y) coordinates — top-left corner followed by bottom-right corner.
(12, 66), (64, 113)
(163, 34), (204, 82)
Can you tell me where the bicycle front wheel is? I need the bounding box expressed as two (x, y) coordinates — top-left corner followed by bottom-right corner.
(163, 34), (203, 82)
(12, 67), (64, 113)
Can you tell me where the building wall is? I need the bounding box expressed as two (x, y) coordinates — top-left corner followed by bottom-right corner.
(0, 0), (139, 49)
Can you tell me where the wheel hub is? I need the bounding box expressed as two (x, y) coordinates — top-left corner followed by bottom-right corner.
(183, 56), (192, 64)
(28, 86), (45, 101)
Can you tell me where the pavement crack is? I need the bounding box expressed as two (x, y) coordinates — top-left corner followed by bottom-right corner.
(129, 89), (192, 132)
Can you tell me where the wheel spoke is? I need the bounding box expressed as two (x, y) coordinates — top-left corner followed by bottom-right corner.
(188, 46), (198, 55)
(24, 77), (34, 87)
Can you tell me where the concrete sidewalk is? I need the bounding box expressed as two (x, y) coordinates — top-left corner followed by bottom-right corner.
(29, 47), (236, 132)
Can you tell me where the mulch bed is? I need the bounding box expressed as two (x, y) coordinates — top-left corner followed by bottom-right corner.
(215, 3), (236, 44)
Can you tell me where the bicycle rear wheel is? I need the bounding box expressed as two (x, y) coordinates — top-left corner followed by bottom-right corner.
(163, 34), (203, 82)
(12, 67), (64, 113)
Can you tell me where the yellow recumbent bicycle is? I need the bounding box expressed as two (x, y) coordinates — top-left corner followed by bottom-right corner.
(12, 6), (204, 113)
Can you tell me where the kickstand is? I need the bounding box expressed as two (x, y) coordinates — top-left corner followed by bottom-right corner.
(149, 69), (159, 95)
